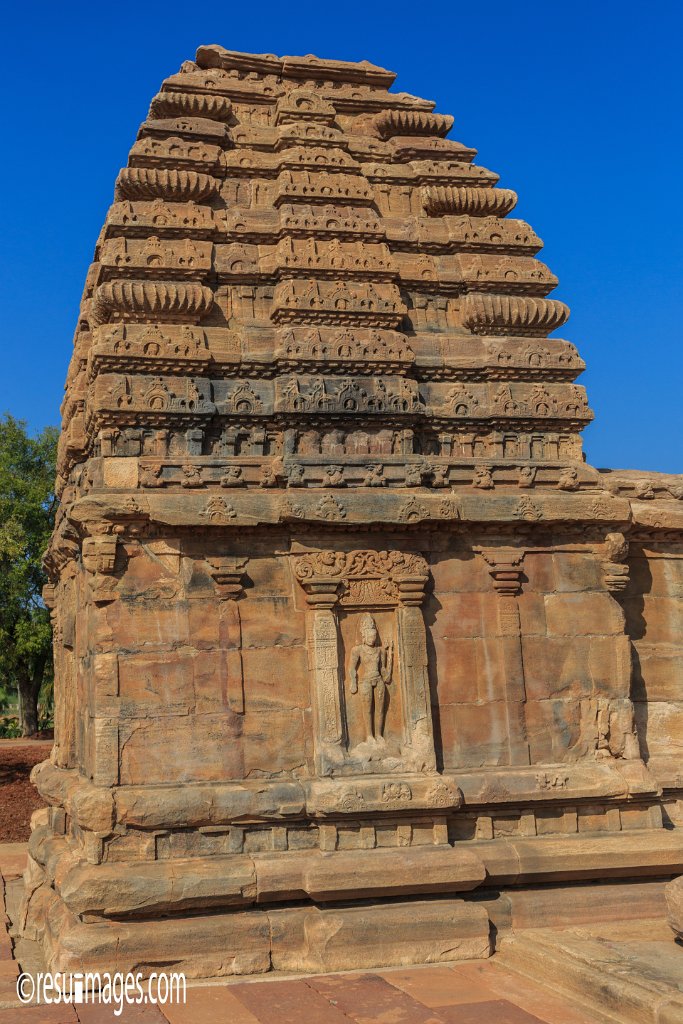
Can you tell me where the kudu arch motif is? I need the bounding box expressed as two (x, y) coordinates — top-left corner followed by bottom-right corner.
(23, 44), (683, 980)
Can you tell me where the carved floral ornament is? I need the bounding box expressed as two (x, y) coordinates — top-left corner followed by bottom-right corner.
(294, 549), (429, 606)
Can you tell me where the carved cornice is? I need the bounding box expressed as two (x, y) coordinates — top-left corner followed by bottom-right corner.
(195, 44), (398, 89)
(138, 116), (229, 146)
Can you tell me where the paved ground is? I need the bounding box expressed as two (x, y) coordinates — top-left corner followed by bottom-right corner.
(0, 844), (596, 1023)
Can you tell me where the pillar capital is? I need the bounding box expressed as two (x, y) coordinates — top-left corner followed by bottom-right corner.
(475, 546), (525, 597)
(299, 578), (344, 609)
(206, 556), (249, 600)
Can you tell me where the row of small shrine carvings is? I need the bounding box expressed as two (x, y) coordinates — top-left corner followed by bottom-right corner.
(86, 280), (570, 336)
(84, 323), (583, 378)
(95, 424), (584, 461)
(103, 199), (542, 250)
(91, 373), (591, 420)
(96, 235), (558, 294)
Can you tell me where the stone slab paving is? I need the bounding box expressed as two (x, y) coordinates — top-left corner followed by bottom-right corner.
(0, 843), (34, 881)
(0, 845), (608, 1023)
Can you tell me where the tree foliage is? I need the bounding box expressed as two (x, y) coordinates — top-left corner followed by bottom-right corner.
(0, 415), (58, 735)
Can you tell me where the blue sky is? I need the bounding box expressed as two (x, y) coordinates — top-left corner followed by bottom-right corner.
(1, 1), (681, 471)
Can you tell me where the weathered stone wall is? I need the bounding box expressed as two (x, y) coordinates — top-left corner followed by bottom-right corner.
(47, 534), (642, 789)
(430, 540), (631, 769)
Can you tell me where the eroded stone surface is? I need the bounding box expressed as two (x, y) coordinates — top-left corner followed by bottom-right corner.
(665, 875), (683, 939)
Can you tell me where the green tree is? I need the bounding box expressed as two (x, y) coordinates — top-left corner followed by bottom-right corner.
(0, 415), (58, 736)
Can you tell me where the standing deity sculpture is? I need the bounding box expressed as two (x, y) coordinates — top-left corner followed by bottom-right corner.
(348, 614), (393, 742)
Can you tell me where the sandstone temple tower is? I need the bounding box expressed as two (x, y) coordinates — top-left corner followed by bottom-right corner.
(22, 45), (683, 976)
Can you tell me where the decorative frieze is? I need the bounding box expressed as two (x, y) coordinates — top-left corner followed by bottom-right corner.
(271, 280), (406, 327)
(99, 236), (213, 277)
(104, 200), (217, 237)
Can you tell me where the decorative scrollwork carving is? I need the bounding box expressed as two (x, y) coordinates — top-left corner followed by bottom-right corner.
(295, 549), (428, 582)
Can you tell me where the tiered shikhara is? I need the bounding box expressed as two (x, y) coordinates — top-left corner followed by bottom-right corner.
(23, 46), (683, 976)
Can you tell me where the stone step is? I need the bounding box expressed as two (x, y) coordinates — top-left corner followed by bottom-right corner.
(498, 927), (683, 1024)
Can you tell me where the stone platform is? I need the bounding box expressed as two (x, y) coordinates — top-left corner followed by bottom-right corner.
(500, 922), (683, 1024)
(4, 845), (683, 1023)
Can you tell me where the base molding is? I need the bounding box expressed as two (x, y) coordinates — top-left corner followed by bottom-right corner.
(20, 823), (683, 979)
(25, 823), (683, 919)
(27, 882), (491, 977)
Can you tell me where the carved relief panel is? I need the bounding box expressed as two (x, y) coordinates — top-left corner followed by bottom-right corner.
(294, 549), (436, 776)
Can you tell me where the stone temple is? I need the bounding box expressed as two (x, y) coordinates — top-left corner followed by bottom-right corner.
(21, 45), (683, 979)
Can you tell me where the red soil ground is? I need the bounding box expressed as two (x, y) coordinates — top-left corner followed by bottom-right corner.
(0, 742), (50, 842)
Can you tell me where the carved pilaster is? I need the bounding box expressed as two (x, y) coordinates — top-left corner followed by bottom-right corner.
(595, 532), (641, 762)
(476, 546), (530, 766)
(395, 575), (434, 770)
(312, 606), (345, 749)
(299, 576), (345, 766)
(207, 557), (249, 714)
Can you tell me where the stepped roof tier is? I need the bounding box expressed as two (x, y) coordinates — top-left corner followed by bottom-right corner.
(51, 41), (617, 554)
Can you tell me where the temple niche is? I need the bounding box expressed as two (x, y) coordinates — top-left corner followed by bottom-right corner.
(21, 45), (683, 979)
(294, 549), (436, 777)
